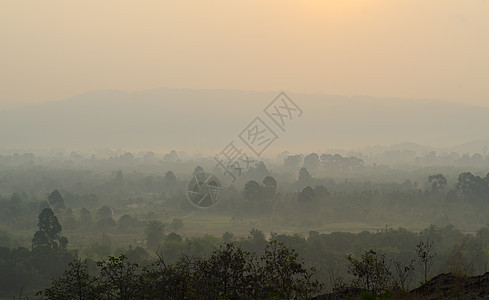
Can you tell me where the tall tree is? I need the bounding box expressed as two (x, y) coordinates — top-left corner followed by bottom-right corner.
(32, 208), (68, 250)
(37, 259), (97, 299)
(347, 249), (391, 297)
(260, 240), (321, 299)
(298, 186), (316, 203)
(416, 237), (436, 283)
(263, 176), (278, 192)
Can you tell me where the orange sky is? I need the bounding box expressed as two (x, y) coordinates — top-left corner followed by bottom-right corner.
(1, 0), (488, 109)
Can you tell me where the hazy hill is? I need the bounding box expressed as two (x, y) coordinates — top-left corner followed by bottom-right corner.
(1, 88), (488, 155)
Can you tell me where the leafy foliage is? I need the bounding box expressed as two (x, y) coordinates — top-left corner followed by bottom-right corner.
(47, 190), (65, 213)
(37, 259), (98, 299)
(38, 241), (322, 299)
(428, 174), (447, 192)
(347, 249), (392, 297)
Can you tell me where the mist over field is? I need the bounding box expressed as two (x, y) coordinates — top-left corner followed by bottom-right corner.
(3, 89), (489, 297)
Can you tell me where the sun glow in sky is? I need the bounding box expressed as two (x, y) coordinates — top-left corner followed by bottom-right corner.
(1, 0), (488, 109)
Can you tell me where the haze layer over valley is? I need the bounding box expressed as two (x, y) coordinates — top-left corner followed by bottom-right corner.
(1, 88), (489, 155)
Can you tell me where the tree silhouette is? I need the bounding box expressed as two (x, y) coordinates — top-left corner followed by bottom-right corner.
(48, 190), (65, 213)
(416, 237), (436, 283)
(298, 186), (316, 203)
(32, 208), (68, 250)
(244, 180), (261, 201)
(97, 255), (140, 299)
(261, 240), (321, 299)
(314, 185), (330, 200)
(428, 174), (447, 192)
(164, 171), (177, 186)
(193, 165), (204, 175)
(263, 176), (278, 192)
(347, 249), (391, 297)
(37, 259), (97, 299)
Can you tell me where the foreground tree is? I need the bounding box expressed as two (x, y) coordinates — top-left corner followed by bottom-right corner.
(97, 255), (140, 299)
(297, 186), (316, 203)
(298, 167), (312, 185)
(263, 175), (278, 194)
(392, 259), (416, 291)
(38, 241), (322, 299)
(347, 249), (391, 297)
(260, 240), (322, 299)
(37, 259), (97, 299)
(416, 237), (436, 283)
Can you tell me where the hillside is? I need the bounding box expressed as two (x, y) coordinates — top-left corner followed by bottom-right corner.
(1, 88), (489, 154)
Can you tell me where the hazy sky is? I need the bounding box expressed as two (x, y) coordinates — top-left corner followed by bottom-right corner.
(1, 1), (488, 109)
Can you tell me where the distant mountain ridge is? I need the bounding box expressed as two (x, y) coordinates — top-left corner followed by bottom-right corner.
(1, 88), (488, 155)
